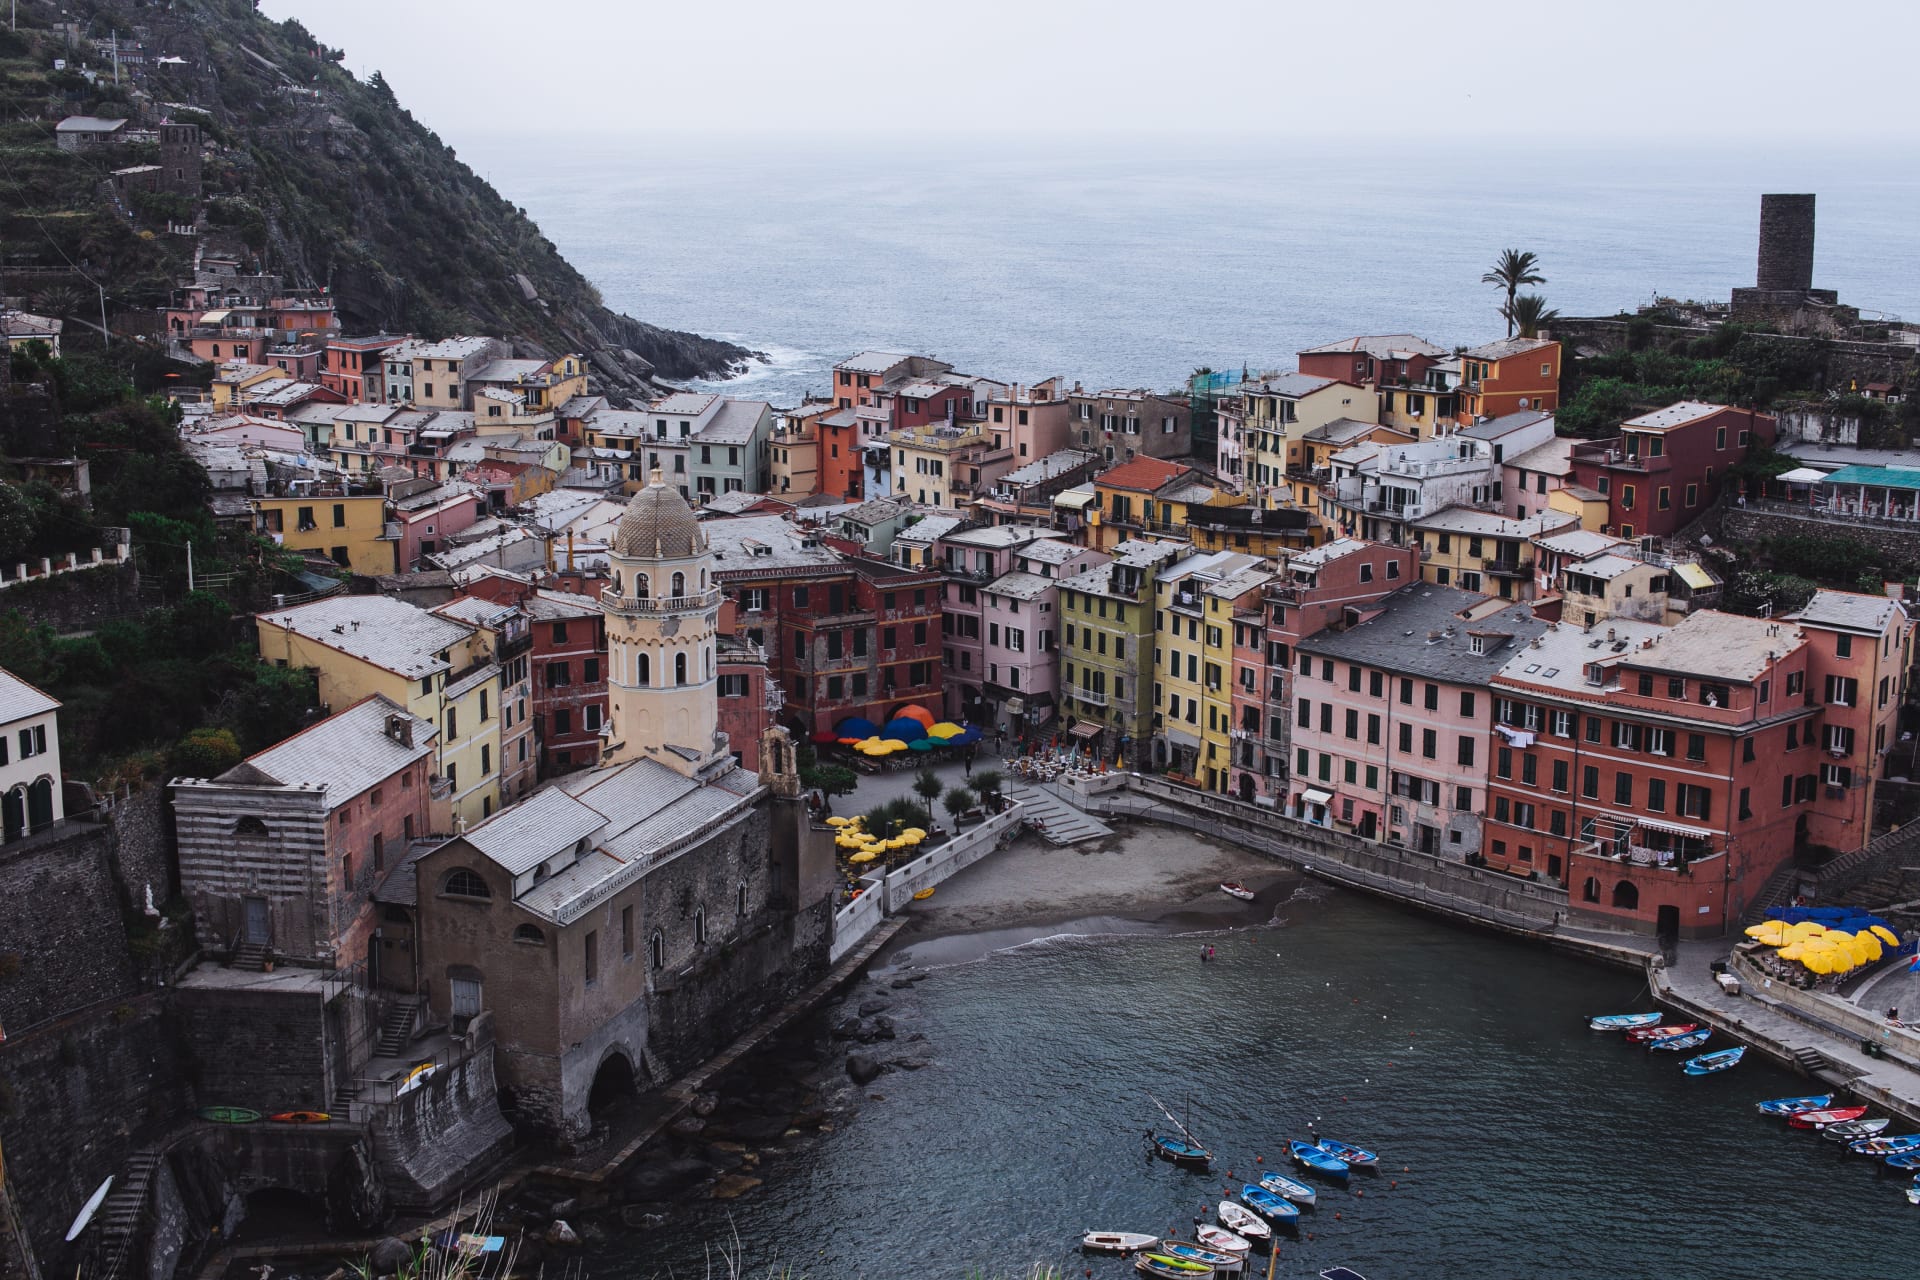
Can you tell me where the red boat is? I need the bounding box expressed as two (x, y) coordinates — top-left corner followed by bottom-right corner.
(1626, 1022), (1700, 1043)
(1220, 882), (1256, 902)
(1788, 1106), (1868, 1129)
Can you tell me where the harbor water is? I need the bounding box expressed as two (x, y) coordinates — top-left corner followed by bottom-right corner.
(606, 885), (1914, 1278)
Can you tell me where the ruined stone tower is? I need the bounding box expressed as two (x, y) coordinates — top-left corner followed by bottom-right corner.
(159, 122), (201, 200)
(1755, 193), (1816, 291)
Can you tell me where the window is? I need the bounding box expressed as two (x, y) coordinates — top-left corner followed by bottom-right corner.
(1836, 633), (1853, 659)
(546, 662), (571, 687)
(1398, 723), (1413, 753)
(1646, 777), (1666, 812)
(1424, 683), (1438, 711)
(1521, 753), (1537, 785)
(1421, 728), (1437, 759)
(1614, 772), (1633, 805)
(514, 923), (545, 945)
(1459, 691), (1475, 718)
(585, 931), (599, 984)
(1457, 736), (1476, 767)
(1582, 765), (1599, 799)
(1686, 733), (1706, 761)
(1824, 675), (1858, 707)
(443, 868), (491, 899)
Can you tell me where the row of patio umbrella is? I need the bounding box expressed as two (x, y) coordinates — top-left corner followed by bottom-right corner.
(825, 815), (928, 863)
(816, 711), (984, 753)
(1744, 917), (1902, 975)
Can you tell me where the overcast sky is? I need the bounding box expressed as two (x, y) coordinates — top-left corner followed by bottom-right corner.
(260, 0), (1916, 147)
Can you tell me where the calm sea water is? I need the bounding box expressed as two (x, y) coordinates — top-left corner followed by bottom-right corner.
(583, 886), (1913, 1280)
(462, 136), (1920, 404)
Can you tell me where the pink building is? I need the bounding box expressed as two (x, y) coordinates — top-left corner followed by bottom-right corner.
(391, 481), (483, 572)
(937, 524), (1096, 733)
(1290, 585), (1547, 853)
(983, 378), (1074, 465)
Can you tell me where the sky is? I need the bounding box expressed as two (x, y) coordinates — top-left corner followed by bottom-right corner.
(260, 0), (1919, 147)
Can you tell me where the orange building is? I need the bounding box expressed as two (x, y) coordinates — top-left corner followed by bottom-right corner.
(1786, 590), (1914, 851)
(1457, 337), (1559, 423)
(817, 405), (863, 501)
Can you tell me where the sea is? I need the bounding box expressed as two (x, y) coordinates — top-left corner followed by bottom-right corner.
(456, 135), (1920, 405)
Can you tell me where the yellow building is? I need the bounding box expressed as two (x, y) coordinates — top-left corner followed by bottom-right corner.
(251, 492), (394, 575)
(1241, 374), (1379, 509)
(1410, 508), (1576, 600)
(211, 362), (292, 410)
(1199, 563), (1277, 795)
(770, 406), (827, 497)
(890, 422), (995, 507)
(255, 595), (506, 827)
(1091, 456), (1251, 551)
(1150, 549), (1264, 782)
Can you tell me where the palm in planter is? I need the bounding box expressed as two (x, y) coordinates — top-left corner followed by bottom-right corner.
(972, 768), (1004, 812)
(944, 785), (975, 827)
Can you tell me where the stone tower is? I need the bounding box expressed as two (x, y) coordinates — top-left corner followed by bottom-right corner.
(158, 122), (202, 200)
(1755, 193), (1816, 291)
(600, 469), (729, 777)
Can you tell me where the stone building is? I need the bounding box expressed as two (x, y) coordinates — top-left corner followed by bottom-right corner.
(410, 472), (835, 1135)
(173, 695), (437, 973)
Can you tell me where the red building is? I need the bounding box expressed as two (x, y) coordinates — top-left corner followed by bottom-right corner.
(1569, 403), (1775, 540)
(1298, 333), (1448, 393)
(1457, 337), (1561, 423)
(322, 335), (408, 404)
(457, 575), (609, 776)
(705, 515), (944, 737)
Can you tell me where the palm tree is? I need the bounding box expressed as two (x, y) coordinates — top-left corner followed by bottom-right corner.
(1482, 250), (1546, 337)
(943, 785), (975, 827)
(971, 768), (1005, 813)
(1504, 294), (1560, 340)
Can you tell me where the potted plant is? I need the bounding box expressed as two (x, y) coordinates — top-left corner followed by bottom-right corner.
(944, 784), (975, 829)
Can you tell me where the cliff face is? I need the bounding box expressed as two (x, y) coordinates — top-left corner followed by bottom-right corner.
(7, 0), (755, 392)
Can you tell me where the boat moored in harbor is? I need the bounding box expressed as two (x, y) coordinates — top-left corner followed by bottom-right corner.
(1589, 1012), (1664, 1030)
(1256, 1171), (1316, 1206)
(1288, 1140), (1350, 1178)
(1215, 1201), (1272, 1240)
(1755, 1094), (1834, 1115)
(1084, 1232), (1159, 1254)
(1315, 1138), (1379, 1167)
(1683, 1047), (1746, 1075)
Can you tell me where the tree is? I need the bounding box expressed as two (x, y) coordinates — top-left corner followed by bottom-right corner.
(1482, 249), (1546, 337)
(167, 727), (241, 780)
(1504, 294), (1560, 340)
(0, 484), (34, 563)
(912, 768), (943, 809)
(944, 785), (975, 826)
(797, 743), (858, 798)
(972, 768), (1004, 812)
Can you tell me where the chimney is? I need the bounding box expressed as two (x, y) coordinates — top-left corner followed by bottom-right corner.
(387, 713), (413, 747)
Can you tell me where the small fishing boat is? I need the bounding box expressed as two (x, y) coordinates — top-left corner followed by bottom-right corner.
(1852, 1134), (1920, 1157)
(1588, 1012), (1664, 1031)
(1193, 1224), (1251, 1256)
(1683, 1047), (1746, 1075)
(1287, 1140), (1349, 1178)
(1627, 1022), (1700, 1044)
(197, 1106), (262, 1124)
(1907, 1184), (1920, 1207)
(1147, 1093), (1212, 1168)
(1219, 882), (1256, 902)
(1824, 1117), (1890, 1141)
(1755, 1093), (1834, 1115)
(1238, 1184), (1301, 1223)
(1161, 1241), (1242, 1273)
(1883, 1151), (1920, 1170)
(1256, 1171), (1317, 1206)
(1788, 1105), (1868, 1129)
(1215, 1200), (1272, 1241)
(1315, 1139), (1379, 1168)
(268, 1110), (331, 1124)
(1648, 1028), (1710, 1051)
(1136, 1254), (1212, 1279)
(1319, 1270), (1370, 1280)
(1083, 1232), (1159, 1254)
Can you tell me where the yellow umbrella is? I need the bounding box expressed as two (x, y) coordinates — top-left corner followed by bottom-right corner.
(1776, 943), (1806, 961)
(1871, 924), (1901, 946)
(927, 722), (965, 739)
(826, 816), (852, 827)
(848, 851), (877, 864)
(1856, 934), (1883, 963)
(1801, 949), (1836, 975)
(1789, 920), (1827, 936)
(881, 738), (909, 750)
(1746, 921), (1790, 944)
(901, 828), (927, 840)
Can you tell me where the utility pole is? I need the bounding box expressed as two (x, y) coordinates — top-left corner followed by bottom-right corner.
(186, 539), (194, 592)
(97, 283), (109, 348)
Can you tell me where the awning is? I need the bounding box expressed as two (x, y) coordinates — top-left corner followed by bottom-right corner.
(1069, 721), (1104, 741)
(1674, 562), (1716, 590)
(1635, 816), (1714, 841)
(1003, 697), (1026, 716)
(1054, 489), (1096, 509)
(199, 308), (231, 324)
(1778, 467), (1827, 484)
(1301, 788), (1334, 807)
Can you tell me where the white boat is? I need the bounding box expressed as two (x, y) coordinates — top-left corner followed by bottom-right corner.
(1084, 1232), (1158, 1254)
(1220, 882), (1256, 901)
(1216, 1201), (1272, 1241)
(1194, 1224), (1251, 1256)
(1258, 1171), (1317, 1206)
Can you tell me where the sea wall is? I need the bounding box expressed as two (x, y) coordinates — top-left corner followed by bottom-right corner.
(1551, 318), (1918, 389)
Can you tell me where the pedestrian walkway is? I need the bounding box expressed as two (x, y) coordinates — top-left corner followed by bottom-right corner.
(1002, 782), (1111, 845)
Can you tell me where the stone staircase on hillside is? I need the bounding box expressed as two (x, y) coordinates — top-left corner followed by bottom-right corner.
(90, 1148), (162, 1280)
(374, 997), (422, 1060)
(1002, 785), (1112, 846)
(228, 942), (270, 971)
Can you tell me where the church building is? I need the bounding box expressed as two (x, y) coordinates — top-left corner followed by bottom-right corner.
(411, 472), (837, 1136)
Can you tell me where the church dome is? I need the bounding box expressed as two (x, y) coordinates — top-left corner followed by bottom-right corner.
(613, 471), (707, 560)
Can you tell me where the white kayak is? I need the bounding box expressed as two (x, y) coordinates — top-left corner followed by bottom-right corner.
(1085, 1232), (1159, 1254)
(1215, 1201), (1272, 1241)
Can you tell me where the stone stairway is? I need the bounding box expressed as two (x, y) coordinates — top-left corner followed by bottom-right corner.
(373, 998), (420, 1060)
(1002, 785), (1112, 846)
(229, 942), (270, 971)
(90, 1148), (163, 1280)
(1741, 861), (1804, 927)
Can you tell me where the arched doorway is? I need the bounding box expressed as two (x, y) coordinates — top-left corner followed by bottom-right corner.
(1611, 879), (1640, 910)
(1, 786), (23, 843)
(1237, 775), (1254, 803)
(588, 1050), (639, 1120)
(27, 776), (54, 831)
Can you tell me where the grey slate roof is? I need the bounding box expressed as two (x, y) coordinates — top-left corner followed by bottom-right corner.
(464, 787), (608, 876)
(0, 668), (60, 723)
(1462, 336), (1556, 362)
(262, 595), (473, 679)
(1457, 410), (1552, 441)
(1299, 584), (1547, 684)
(984, 570), (1054, 602)
(1790, 590), (1906, 635)
(695, 399), (769, 445)
(1623, 401), (1726, 431)
(1301, 333), (1447, 359)
(999, 449), (1097, 486)
(707, 515), (844, 572)
(238, 694), (435, 804)
(1244, 372), (1337, 399)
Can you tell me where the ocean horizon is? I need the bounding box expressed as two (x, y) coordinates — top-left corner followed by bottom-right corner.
(455, 134), (1920, 403)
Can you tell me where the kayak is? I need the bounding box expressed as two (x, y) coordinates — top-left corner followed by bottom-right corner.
(268, 1110), (331, 1124)
(1220, 882), (1256, 901)
(197, 1106), (261, 1124)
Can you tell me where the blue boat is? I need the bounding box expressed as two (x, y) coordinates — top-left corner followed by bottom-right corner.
(1287, 1140), (1349, 1179)
(1755, 1094), (1833, 1115)
(1883, 1152), (1920, 1170)
(1683, 1047), (1746, 1075)
(1151, 1134), (1213, 1167)
(1852, 1134), (1920, 1157)
(1257, 1171), (1316, 1206)
(1160, 1242), (1241, 1273)
(1315, 1139), (1379, 1168)
(1238, 1184), (1301, 1224)
(1648, 1028), (1710, 1051)
(1588, 1012), (1663, 1030)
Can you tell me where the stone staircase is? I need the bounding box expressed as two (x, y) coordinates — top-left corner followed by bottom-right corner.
(1002, 784), (1112, 846)
(90, 1148), (162, 1280)
(1741, 861), (1805, 927)
(229, 942), (270, 971)
(373, 997), (421, 1060)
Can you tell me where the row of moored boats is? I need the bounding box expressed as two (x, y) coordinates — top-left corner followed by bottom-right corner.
(1588, 1011), (1747, 1074)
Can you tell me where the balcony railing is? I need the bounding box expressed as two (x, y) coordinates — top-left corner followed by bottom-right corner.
(1072, 688), (1109, 708)
(1483, 558), (1534, 578)
(600, 587), (725, 614)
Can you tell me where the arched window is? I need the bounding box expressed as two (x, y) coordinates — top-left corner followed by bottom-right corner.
(671, 570), (686, 597)
(736, 882), (748, 916)
(1581, 876), (1601, 904)
(612, 570), (622, 595)
(1611, 879), (1640, 910)
(513, 923), (546, 945)
(700, 569), (708, 588)
(443, 868), (492, 900)
(635, 573), (650, 598)
(649, 931), (664, 970)
(675, 652), (688, 685)
(695, 905), (707, 944)
(638, 653), (651, 686)
(234, 815), (270, 837)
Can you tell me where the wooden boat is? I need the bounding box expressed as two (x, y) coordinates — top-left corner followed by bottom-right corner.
(1083, 1232), (1158, 1254)
(1161, 1241), (1242, 1273)
(1193, 1224), (1250, 1256)
(1238, 1184), (1301, 1223)
(1648, 1028), (1710, 1051)
(1882, 1151), (1920, 1170)
(1855, 1134), (1920, 1156)
(1215, 1200), (1273, 1241)
(1824, 1117), (1890, 1141)
(1219, 882), (1255, 902)
(197, 1106), (262, 1124)
(65, 1177), (112, 1242)
(1147, 1093), (1212, 1167)
(1682, 1046), (1746, 1075)
(1755, 1093), (1834, 1115)
(1257, 1171), (1317, 1206)
(1287, 1140), (1349, 1178)
(1627, 1022), (1700, 1044)
(1315, 1139), (1379, 1168)
(1788, 1105), (1868, 1129)
(1588, 1012), (1663, 1030)
(1136, 1254), (1212, 1279)
(268, 1110), (330, 1124)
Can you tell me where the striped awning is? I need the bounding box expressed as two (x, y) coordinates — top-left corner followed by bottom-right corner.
(1636, 816), (1713, 841)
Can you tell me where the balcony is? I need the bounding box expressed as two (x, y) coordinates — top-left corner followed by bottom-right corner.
(1365, 499), (1422, 520)
(600, 586), (725, 615)
(1072, 688), (1109, 708)
(1483, 558), (1534, 579)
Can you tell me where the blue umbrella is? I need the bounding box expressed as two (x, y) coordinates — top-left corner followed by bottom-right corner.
(835, 716), (879, 739)
(882, 717), (927, 742)
(951, 727), (984, 745)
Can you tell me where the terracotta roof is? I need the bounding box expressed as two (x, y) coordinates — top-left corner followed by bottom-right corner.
(1096, 456), (1191, 494)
